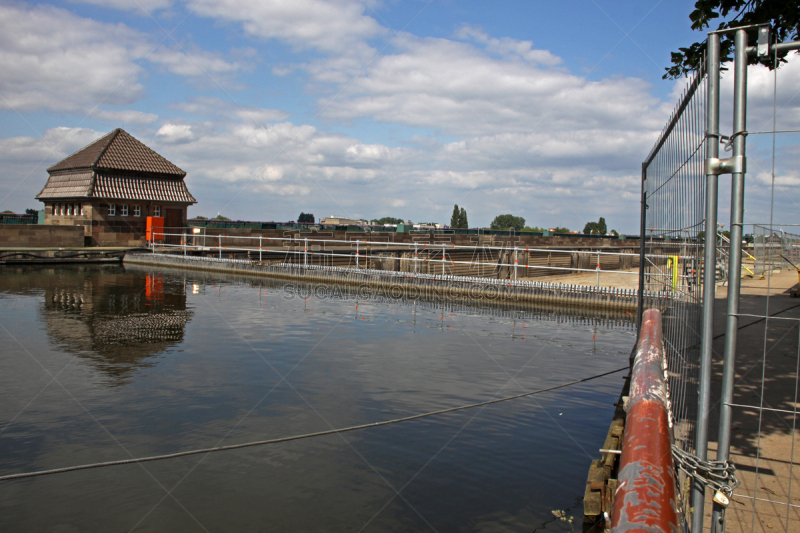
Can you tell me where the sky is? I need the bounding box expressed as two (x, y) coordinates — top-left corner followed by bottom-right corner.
(1, 0), (798, 233)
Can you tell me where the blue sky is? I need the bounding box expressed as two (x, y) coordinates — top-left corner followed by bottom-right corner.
(1, 0), (798, 232)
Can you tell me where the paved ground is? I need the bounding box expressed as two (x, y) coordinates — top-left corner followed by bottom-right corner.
(699, 269), (800, 533)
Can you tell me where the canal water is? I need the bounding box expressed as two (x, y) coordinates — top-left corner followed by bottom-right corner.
(0, 265), (635, 532)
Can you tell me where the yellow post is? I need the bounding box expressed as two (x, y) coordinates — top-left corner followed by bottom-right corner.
(670, 255), (679, 290)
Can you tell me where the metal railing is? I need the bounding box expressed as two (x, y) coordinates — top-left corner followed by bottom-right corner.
(150, 231), (650, 282)
(639, 53), (706, 513)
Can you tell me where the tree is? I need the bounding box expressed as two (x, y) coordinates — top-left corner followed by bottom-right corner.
(370, 217), (404, 225)
(214, 214), (231, 221)
(665, 0), (800, 79)
(194, 215), (208, 220)
(1, 210), (13, 213)
(298, 212), (315, 223)
(25, 208), (39, 215)
(450, 205), (468, 228)
(490, 214), (525, 230)
(583, 217), (608, 235)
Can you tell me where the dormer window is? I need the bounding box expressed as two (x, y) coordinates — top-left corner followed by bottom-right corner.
(108, 204), (116, 216)
(121, 205), (129, 216)
(134, 205), (141, 217)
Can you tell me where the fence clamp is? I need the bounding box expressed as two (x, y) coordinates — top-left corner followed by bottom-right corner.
(705, 156), (746, 175)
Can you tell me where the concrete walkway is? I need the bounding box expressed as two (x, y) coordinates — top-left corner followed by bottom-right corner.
(699, 269), (800, 533)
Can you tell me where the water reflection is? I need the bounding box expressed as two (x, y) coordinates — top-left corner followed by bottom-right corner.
(1, 266), (192, 384)
(0, 265), (633, 532)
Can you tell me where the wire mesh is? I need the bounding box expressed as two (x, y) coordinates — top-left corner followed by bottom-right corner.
(641, 64), (707, 461)
(720, 49), (800, 532)
(753, 224), (800, 275)
(641, 40), (800, 532)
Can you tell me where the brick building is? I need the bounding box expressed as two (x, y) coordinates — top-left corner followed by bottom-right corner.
(36, 128), (196, 246)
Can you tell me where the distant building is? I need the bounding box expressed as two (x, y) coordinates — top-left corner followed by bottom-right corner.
(320, 216), (368, 225)
(36, 128), (196, 246)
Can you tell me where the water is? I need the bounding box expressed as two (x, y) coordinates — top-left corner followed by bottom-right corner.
(0, 265), (635, 532)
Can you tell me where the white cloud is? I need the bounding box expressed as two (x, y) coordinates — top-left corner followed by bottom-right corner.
(318, 34), (664, 138)
(187, 0), (384, 56)
(0, 3), (247, 115)
(90, 109), (159, 124)
(72, 0), (172, 13)
(156, 123), (196, 144)
(149, 46), (245, 79)
(455, 25), (562, 67)
(0, 3), (148, 112)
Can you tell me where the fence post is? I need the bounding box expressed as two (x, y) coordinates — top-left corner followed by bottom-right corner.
(219, 235), (222, 259)
(356, 240), (359, 269)
(259, 236), (262, 262)
(596, 250), (600, 287)
(304, 238), (308, 268)
(514, 247), (518, 280)
(637, 163), (647, 332)
(183, 233), (186, 256)
(712, 28), (749, 532)
(692, 35), (721, 533)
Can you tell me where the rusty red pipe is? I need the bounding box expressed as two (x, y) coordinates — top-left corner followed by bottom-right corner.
(611, 308), (678, 533)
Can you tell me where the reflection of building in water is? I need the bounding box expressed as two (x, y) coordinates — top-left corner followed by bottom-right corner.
(32, 267), (192, 384)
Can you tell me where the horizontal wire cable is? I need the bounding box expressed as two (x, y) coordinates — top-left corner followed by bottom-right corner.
(0, 366), (628, 482)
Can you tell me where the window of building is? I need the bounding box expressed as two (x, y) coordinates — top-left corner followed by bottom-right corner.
(109, 204), (116, 216)
(60, 204), (65, 216)
(80, 204), (85, 216)
(121, 205), (129, 216)
(69, 204), (75, 216)
(154, 206), (161, 217)
(134, 205), (141, 217)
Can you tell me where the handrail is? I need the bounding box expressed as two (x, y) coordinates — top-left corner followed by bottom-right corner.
(147, 231), (675, 281)
(611, 309), (678, 532)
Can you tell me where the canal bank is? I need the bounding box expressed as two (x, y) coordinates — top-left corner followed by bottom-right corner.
(123, 251), (668, 312)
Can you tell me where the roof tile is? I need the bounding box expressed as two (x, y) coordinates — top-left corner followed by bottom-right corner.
(36, 172), (94, 199)
(93, 173), (196, 203)
(47, 129), (186, 176)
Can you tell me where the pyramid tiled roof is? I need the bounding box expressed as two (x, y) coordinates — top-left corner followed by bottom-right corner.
(47, 128), (186, 176)
(37, 129), (195, 204)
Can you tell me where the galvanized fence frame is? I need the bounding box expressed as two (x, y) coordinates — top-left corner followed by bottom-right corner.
(637, 57), (708, 530)
(628, 27), (800, 533)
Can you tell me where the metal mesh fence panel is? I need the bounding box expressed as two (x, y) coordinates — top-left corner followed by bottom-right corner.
(641, 65), (707, 459)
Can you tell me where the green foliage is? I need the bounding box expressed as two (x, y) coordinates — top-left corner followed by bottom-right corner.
(450, 205), (468, 228)
(583, 217), (608, 235)
(370, 216), (404, 225)
(522, 226), (545, 233)
(666, 0), (800, 79)
(298, 212), (315, 223)
(1, 209), (13, 213)
(553, 226), (571, 234)
(490, 214), (525, 231)
(213, 214), (231, 221)
(194, 215), (208, 220)
(25, 208), (39, 215)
